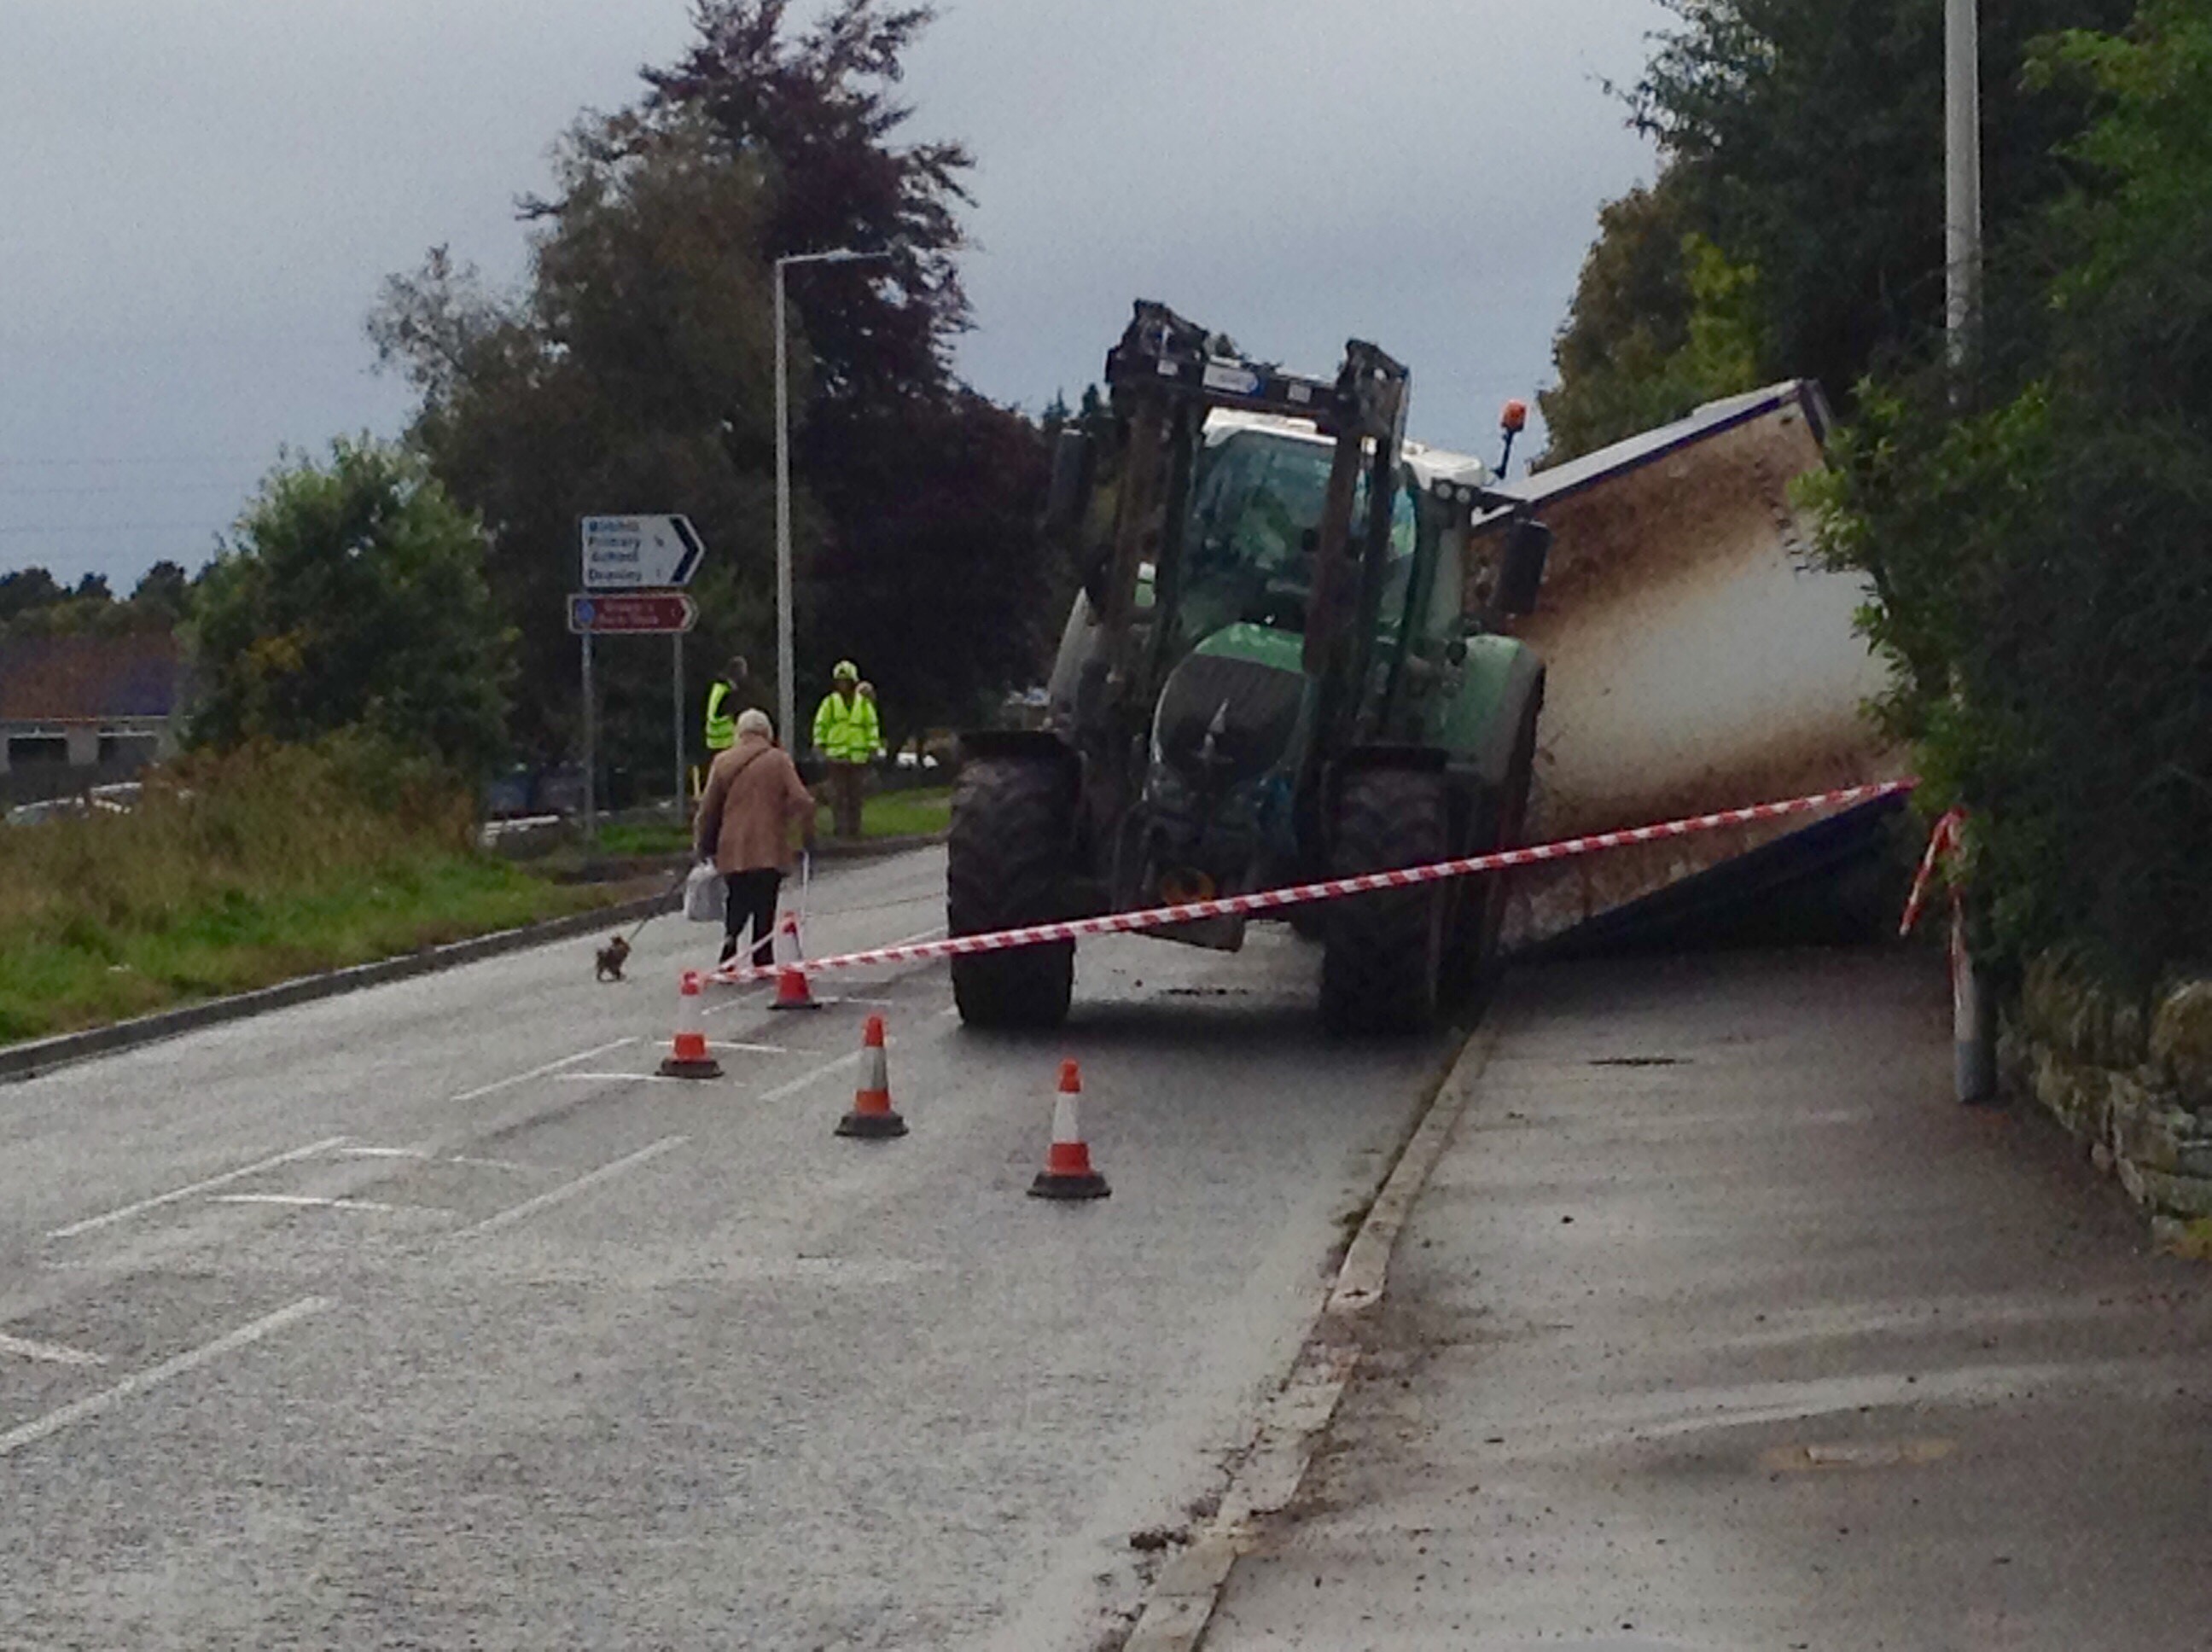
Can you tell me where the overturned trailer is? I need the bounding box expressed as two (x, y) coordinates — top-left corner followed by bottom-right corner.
(1470, 382), (1911, 955)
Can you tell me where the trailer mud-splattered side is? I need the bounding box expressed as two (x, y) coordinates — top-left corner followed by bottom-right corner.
(1472, 383), (1908, 951)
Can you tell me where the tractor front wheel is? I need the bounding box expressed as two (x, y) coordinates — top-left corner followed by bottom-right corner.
(946, 756), (1075, 1029)
(1319, 768), (1448, 1035)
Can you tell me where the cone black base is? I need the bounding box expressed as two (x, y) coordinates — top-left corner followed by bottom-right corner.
(1027, 1170), (1110, 1200)
(835, 1110), (908, 1139)
(768, 1000), (824, 1012)
(657, 1056), (725, 1079)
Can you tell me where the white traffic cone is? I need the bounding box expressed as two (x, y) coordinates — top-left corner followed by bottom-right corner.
(768, 910), (820, 1010)
(657, 970), (724, 1079)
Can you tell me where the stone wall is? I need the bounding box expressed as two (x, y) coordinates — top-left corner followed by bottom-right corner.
(2003, 959), (2212, 1231)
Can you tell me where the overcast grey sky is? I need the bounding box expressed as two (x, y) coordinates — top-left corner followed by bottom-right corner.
(1, 0), (1666, 589)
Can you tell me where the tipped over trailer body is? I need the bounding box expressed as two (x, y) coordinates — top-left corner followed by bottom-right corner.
(1470, 382), (1909, 953)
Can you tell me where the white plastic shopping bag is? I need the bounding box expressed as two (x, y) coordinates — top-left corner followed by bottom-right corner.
(683, 861), (725, 923)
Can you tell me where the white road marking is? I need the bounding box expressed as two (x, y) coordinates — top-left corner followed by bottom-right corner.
(706, 1040), (793, 1054)
(459, 1137), (687, 1238)
(330, 1147), (536, 1172)
(446, 1038), (638, 1103)
(208, 1195), (404, 1213)
(0, 1331), (106, 1368)
(549, 1072), (720, 1085)
(760, 1050), (863, 1103)
(0, 1296), (332, 1459)
(48, 1138), (349, 1239)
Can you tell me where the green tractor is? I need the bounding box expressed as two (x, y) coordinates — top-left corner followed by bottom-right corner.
(948, 301), (1551, 1032)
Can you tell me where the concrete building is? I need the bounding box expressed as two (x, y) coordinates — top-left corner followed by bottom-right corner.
(0, 632), (186, 805)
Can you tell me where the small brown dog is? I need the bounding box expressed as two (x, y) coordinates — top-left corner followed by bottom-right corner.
(594, 934), (632, 982)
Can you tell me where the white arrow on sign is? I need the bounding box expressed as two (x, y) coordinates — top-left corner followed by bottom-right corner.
(580, 515), (707, 590)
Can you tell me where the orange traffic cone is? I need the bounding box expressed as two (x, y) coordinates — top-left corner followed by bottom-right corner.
(835, 1015), (907, 1138)
(1028, 1060), (1109, 1200)
(657, 970), (724, 1079)
(768, 910), (820, 1011)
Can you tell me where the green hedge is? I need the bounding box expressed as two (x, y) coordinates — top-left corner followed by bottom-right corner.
(1804, 4), (2212, 986)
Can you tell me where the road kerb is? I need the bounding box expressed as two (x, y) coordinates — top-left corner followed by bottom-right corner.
(1121, 1021), (1501, 1652)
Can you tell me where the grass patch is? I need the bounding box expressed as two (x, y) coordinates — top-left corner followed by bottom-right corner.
(594, 817), (690, 857)
(604, 784), (953, 855)
(847, 786), (951, 839)
(0, 738), (615, 1049)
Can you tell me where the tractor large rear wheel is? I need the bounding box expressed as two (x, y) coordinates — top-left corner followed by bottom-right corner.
(1319, 769), (1448, 1035)
(947, 756), (1075, 1029)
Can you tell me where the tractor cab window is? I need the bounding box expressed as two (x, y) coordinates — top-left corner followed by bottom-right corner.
(1179, 428), (1416, 646)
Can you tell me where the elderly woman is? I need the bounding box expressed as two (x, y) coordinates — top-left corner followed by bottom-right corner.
(692, 707), (817, 968)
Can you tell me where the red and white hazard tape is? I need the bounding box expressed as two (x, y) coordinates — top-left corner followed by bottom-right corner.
(1898, 806), (1965, 938)
(703, 778), (1916, 987)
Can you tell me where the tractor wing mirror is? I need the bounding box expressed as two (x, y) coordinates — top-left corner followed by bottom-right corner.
(1494, 518), (1550, 617)
(1044, 428), (1095, 540)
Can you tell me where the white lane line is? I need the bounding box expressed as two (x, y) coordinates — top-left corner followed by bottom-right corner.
(760, 1050), (863, 1103)
(0, 1296), (332, 1460)
(707, 1040), (794, 1054)
(549, 1072), (720, 1085)
(330, 1147), (536, 1172)
(48, 1137), (350, 1240)
(0, 1331), (106, 1368)
(447, 1038), (638, 1103)
(459, 1137), (687, 1239)
(209, 1195), (404, 1213)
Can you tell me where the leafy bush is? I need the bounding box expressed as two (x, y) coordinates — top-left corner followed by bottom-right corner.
(189, 439), (513, 775)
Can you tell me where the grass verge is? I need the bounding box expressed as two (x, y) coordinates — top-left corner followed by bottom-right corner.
(597, 784), (952, 857)
(0, 738), (619, 1049)
(847, 786), (951, 839)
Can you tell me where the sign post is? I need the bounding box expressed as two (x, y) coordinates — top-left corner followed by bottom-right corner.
(576, 516), (708, 836)
(580, 632), (597, 841)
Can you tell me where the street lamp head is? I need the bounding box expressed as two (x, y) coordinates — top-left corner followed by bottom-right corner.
(778, 245), (898, 270)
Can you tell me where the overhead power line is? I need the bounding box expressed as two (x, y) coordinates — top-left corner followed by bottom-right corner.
(0, 522), (222, 535)
(0, 483), (241, 497)
(0, 455), (265, 468)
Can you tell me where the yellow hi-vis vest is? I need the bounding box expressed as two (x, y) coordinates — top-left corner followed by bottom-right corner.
(704, 680), (738, 751)
(812, 690), (882, 762)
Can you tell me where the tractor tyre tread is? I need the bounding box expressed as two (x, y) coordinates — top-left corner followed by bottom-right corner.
(1319, 769), (1448, 1036)
(947, 757), (1074, 1029)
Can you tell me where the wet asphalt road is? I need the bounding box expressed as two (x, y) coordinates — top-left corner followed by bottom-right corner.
(1206, 949), (2212, 1650)
(0, 846), (1462, 1649)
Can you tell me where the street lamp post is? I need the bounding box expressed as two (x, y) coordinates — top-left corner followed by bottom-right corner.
(771, 247), (892, 753)
(1945, 0), (1982, 364)
(1944, 0), (1997, 1104)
